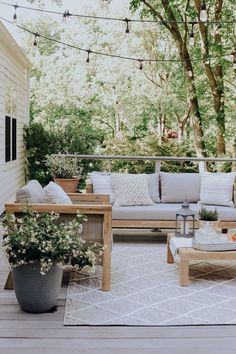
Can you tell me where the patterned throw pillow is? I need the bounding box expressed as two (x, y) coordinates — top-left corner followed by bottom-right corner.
(112, 174), (154, 207)
(44, 182), (72, 204)
(199, 173), (235, 207)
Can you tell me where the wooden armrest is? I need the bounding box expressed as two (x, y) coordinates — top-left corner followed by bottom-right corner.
(67, 193), (109, 204)
(5, 202), (112, 215)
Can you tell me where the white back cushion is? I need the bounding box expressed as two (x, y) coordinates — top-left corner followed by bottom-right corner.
(90, 173), (114, 203)
(16, 180), (45, 203)
(147, 173), (160, 203)
(200, 173), (235, 207)
(112, 173), (154, 207)
(44, 182), (72, 204)
(160, 172), (201, 203)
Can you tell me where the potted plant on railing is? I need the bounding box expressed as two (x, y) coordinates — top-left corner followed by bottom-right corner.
(45, 154), (82, 193)
(1, 206), (102, 313)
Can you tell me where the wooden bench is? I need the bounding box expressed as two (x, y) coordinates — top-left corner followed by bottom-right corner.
(4, 193), (112, 291)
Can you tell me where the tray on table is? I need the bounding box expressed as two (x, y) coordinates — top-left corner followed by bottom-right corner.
(192, 236), (236, 251)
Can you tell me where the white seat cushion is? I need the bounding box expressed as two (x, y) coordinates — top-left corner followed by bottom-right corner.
(160, 173), (201, 203)
(112, 203), (236, 221)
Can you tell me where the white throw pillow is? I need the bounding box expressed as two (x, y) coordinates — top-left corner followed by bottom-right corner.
(90, 173), (114, 203)
(44, 182), (72, 204)
(16, 180), (45, 203)
(147, 173), (160, 203)
(160, 173), (201, 203)
(199, 173), (235, 207)
(112, 173), (154, 207)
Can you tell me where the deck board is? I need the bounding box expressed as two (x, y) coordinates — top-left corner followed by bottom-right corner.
(1, 240), (236, 353)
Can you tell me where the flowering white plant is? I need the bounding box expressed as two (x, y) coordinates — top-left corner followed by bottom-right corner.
(45, 154), (82, 178)
(1, 206), (103, 274)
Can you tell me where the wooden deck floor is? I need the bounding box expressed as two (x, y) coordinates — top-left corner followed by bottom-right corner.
(1, 247), (236, 353)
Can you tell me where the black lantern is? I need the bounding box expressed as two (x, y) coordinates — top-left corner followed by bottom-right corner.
(175, 201), (195, 237)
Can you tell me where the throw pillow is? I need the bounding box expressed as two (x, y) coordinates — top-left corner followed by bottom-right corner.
(44, 182), (72, 204)
(16, 180), (45, 203)
(147, 173), (160, 203)
(160, 173), (201, 203)
(112, 173), (154, 207)
(90, 173), (114, 204)
(199, 173), (235, 207)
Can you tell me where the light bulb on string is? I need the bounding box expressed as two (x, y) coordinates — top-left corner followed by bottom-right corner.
(13, 4), (19, 24)
(233, 56), (236, 70)
(62, 10), (71, 22)
(139, 60), (143, 70)
(86, 49), (91, 63)
(33, 33), (39, 47)
(200, 0), (207, 22)
(189, 23), (195, 47)
(124, 18), (130, 34)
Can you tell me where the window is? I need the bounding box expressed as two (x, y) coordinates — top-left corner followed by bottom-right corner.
(5, 86), (17, 163)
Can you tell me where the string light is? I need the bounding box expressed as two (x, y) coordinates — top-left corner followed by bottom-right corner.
(124, 18), (130, 34)
(33, 32), (39, 47)
(200, 0), (208, 22)
(189, 23), (195, 47)
(0, 1), (234, 25)
(12, 3), (18, 24)
(0, 15), (235, 71)
(233, 54), (236, 70)
(86, 49), (91, 63)
(62, 10), (71, 22)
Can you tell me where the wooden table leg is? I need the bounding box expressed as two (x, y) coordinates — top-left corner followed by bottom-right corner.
(180, 258), (189, 286)
(167, 237), (174, 264)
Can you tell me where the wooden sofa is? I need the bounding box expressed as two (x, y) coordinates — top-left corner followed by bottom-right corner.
(4, 193), (112, 291)
(86, 179), (236, 231)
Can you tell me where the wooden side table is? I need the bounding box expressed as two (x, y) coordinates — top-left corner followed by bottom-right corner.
(167, 233), (236, 286)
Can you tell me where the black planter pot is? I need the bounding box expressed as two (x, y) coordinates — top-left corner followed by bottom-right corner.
(12, 263), (63, 313)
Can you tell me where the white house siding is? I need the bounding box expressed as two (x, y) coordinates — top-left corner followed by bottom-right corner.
(0, 22), (31, 214)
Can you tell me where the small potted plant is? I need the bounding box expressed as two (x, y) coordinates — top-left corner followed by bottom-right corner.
(45, 154), (82, 193)
(198, 207), (218, 226)
(1, 206), (103, 313)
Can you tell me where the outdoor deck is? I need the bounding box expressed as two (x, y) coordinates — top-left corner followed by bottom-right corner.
(1, 245), (236, 354)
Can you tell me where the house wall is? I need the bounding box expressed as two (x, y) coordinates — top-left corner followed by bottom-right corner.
(0, 23), (31, 214)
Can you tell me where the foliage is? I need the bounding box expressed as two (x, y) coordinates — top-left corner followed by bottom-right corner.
(22, 0), (236, 172)
(198, 207), (218, 221)
(25, 113), (104, 185)
(1, 206), (103, 274)
(45, 154), (82, 178)
(101, 133), (197, 173)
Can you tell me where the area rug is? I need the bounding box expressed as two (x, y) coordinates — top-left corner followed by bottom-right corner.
(64, 243), (236, 326)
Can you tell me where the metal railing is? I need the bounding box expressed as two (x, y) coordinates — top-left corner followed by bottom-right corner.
(57, 154), (236, 172)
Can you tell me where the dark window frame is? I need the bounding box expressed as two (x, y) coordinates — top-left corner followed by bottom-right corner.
(5, 115), (17, 163)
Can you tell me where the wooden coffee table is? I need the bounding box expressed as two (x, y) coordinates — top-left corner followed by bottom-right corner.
(167, 233), (236, 286)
